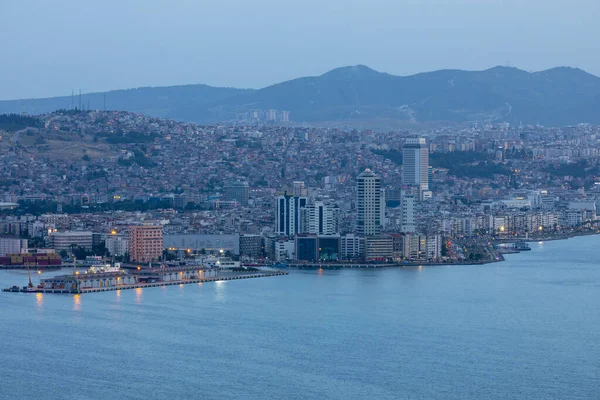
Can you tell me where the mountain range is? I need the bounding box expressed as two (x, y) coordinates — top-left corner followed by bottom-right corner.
(2, 65), (600, 127)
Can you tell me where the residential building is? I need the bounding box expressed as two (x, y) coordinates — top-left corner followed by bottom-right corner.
(357, 169), (382, 236)
(299, 201), (340, 235)
(105, 234), (129, 257)
(129, 225), (163, 263)
(400, 193), (416, 233)
(275, 193), (308, 236)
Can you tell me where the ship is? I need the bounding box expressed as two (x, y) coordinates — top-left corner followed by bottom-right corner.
(85, 263), (122, 274)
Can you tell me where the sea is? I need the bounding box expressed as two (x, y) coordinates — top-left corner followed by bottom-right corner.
(1, 235), (599, 400)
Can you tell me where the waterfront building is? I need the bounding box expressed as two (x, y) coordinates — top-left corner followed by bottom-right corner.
(0, 237), (28, 257)
(364, 235), (393, 261)
(274, 238), (294, 262)
(105, 234), (129, 257)
(223, 181), (249, 206)
(425, 235), (442, 260)
(317, 235), (341, 262)
(129, 225), (163, 263)
(356, 169), (383, 236)
(49, 231), (93, 252)
(402, 137), (429, 194)
(295, 235), (318, 262)
(239, 234), (264, 258)
(299, 200), (340, 235)
(340, 234), (364, 261)
(275, 193), (308, 236)
(391, 234), (404, 261)
(164, 234), (240, 255)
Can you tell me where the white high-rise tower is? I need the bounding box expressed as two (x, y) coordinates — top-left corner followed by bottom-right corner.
(402, 138), (429, 193)
(357, 169), (382, 236)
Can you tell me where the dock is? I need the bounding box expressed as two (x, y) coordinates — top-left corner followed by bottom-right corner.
(2, 270), (288, 294)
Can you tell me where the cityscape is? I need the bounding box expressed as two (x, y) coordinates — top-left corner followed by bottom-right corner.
(2, 1), (600, 399)
(1, 110), (599, 270)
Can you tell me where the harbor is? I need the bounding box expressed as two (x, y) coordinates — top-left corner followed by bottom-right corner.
(2, 264), (288, 294)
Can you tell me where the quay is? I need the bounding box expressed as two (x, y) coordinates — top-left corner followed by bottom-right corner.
(2, 265), (288, 294)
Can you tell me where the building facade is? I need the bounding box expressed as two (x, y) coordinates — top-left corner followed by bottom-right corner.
(357, 169), (382, 236)
(223, 181), (249, 206)
(0, 237), (28, 256)
(402, 137), (429, 193)
(129, 225), (164, 263)
(105, 235), (129, 257)
(50, 231), (93, 252)
(299, 201), (340, 235)
(275, 193), (308, 236)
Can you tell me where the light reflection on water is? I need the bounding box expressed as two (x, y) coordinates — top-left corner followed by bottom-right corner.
(215, 280), (225, 301)
(35, 293), (44, 309)
(73, 294), (81, 311)
(135, 288), (143, 304)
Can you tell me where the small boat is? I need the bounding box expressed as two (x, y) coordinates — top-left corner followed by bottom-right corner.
(512, 242), (531, 251)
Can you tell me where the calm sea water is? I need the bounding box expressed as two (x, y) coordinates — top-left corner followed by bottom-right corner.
(1, 236), (599, 400)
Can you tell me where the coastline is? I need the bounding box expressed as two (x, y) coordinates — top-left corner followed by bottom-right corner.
(288, 231), (599, 270)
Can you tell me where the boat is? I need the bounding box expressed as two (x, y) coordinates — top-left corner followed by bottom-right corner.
(85, 263), (121, 274)
(512, 242), (531, 251)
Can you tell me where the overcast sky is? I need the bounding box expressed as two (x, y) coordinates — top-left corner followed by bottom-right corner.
(1, 0), (598, 100)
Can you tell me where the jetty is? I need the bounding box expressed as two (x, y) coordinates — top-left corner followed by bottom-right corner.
(2, 265), (287, 294)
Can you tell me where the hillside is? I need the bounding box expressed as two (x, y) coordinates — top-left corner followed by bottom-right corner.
(2, 65), (600, 126)
(0, 85), (252, 119)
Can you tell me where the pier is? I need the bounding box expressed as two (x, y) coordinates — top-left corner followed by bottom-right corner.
(2, 268), (288, 294)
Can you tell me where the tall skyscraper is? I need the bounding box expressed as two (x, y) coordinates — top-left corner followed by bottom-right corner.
(224, 181), (249, 206)
(356, 169), (382, 236)
(402, 138), (429, 193)
(275, 193), (308, 236)
(400, 192), (416, 233)
(129, 225), (163, 263)
(299, 200), (340, 235)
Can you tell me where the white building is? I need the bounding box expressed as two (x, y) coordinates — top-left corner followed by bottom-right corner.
(400, 192), (416, 233)
(402, 137), (429, 194)
(299, 201), (340, 235)
(50, 231), (93, 251)
(357, 169), (383, 236)
(274, 239), (295, 262)
(105, 235), (130, 257)
(341, 234), (364, 261)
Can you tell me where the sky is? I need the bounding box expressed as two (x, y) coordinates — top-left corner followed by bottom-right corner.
(1, 0), (599, 100)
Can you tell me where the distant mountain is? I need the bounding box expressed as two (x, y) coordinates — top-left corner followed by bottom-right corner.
(2, 65), (600, 126)
(0, 84), (252, 120)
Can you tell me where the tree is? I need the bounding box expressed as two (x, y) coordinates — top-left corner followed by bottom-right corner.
(59, 250), (68, 258)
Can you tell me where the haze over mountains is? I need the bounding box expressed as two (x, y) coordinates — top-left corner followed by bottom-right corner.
(2, 65), (600, 127)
